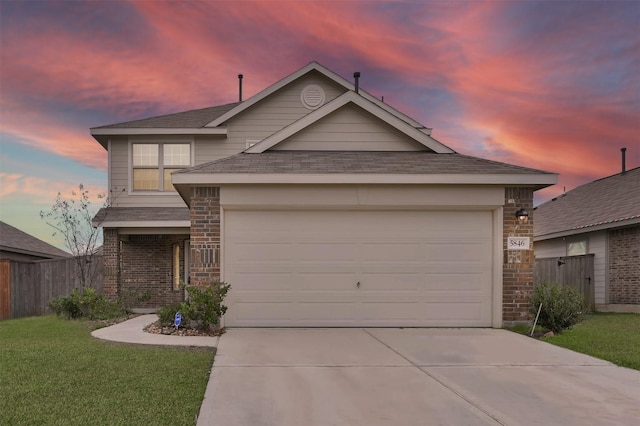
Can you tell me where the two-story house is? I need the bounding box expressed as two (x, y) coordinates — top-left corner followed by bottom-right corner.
(91, 62), (556, 327)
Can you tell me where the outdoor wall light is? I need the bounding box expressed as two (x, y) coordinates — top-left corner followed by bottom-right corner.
(515, 208), (529, 223)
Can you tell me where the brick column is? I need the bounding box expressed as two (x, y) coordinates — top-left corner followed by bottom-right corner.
(190, 187), (221, 287)
(102, 228), (120, 300)
(503, 187), (535, 323)
(609, 226), (640, 304)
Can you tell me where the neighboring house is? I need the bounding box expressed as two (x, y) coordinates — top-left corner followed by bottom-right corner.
(534, 166), (640, 312)
(91, 62), (556, 327)
(0, 221), (70, 261)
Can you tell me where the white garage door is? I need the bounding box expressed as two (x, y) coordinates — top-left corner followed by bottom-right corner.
(223, 210), (494, 327)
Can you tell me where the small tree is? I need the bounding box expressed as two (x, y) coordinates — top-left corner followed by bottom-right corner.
(40, 184), (107, 288)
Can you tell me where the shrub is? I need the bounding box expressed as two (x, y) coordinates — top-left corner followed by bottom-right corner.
(48, 291), (83, 319)
(181, 281), (231, 330)
(530, 282), (586, 334)
(48, 287), (125, 320)
(157, 303), (184, 327)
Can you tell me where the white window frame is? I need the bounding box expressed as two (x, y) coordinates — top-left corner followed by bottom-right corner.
(128, 139), (194, 194)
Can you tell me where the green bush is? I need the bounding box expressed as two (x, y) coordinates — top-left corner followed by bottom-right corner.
(48, 287), (125, 320)
(157, 303), (184, 327)
(155, 282), (230, 330)
(180, 281), (231, 330)
(48, 291), (82, 319)
(530, 282), (586, 334)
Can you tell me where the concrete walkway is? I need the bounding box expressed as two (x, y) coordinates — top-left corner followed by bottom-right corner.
(91, 314), (218, 347)
(197, 328), (640, 426)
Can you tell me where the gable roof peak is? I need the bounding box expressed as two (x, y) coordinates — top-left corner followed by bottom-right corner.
(245, 90), (454, 154)
(205, 61), (429, 131)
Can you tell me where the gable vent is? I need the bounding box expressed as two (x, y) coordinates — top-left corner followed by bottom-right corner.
(301, 84), (325, 110)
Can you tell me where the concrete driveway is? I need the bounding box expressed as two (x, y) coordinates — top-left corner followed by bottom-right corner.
(196, 328), (640, 426)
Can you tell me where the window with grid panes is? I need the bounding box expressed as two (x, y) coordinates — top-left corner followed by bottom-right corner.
(132, 143), (190, 191)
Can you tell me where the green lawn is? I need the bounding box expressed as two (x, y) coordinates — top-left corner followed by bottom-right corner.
(543, 312), (640, 370)
(0, 316), (215, 425)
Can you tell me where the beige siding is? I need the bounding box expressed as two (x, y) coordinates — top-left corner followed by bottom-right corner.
(220, 184), (505, 208)
(110, 136), (129, 200)
(271, 104), (426, 151)
(589, 231), (607, 304)
(194, 135), (242, 165)
(111, 135), (242, 208)
(226, 71), (346, 147)
(534, 239), (565, 258)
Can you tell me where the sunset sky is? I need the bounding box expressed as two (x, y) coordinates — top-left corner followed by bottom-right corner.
(1, 0), (639, 251)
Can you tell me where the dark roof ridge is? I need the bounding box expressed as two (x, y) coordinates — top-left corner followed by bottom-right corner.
(91, 102), (241, 129)
(588, 165), (640, 184)
(536, 165), (640, 209)
(534, 166), (640, 237)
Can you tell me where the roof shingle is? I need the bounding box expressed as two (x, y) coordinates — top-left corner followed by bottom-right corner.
(175, 151), (553, 176)
(92, 103), (239, 129)
(534, 167), (640, 238)
(0, 221), (70, 259)
(93, 207), (190, 225)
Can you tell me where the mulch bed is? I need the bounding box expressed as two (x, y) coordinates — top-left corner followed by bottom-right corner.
(144, 321), (226, 337)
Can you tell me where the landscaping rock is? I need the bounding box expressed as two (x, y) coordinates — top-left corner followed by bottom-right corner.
(144, 320), (225, 337)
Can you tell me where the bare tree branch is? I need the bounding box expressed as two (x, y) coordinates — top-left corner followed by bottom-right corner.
(40, 184), (109, 288)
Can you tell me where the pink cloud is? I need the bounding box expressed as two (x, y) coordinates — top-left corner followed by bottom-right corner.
(0, 102), (107, 170)
(414, 2), (640, 192)
(0, 173), (106, 204)
(1, 0), (637, 205)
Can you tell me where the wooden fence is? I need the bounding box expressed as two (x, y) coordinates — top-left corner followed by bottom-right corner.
(0, 261), (9, 320)
(0, 256), (103, 320)
(534, 254), (595, 310)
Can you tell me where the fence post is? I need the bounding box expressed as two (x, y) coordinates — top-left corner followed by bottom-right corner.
(0, 260), (10, 320)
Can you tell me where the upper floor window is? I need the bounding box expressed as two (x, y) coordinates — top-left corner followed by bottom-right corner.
(132, 143), (191, 191)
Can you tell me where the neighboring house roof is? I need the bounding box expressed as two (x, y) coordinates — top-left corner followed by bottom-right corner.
(534, 166), (640, 240)
(0, 221), (70, 259)
(90, 103), (238, 148)
(92, 207), (190, 228)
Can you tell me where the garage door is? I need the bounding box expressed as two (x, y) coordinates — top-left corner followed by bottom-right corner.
(223, 210), (494, 327)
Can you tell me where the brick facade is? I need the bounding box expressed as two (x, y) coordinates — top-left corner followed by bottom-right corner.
(102, 228), (119, 300)
(101, 227), (189, 307)
(99, 186), (221, 308)
(189, 187), (221, 287)
(119, 234), (189, 307)
(608, 226), (640, 304)
(503, 187), (535, 323)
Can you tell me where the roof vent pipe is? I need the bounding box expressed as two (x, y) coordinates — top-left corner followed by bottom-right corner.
(621, 147), (627, 174)
(353, 72), (360, 94)
(238, 74), (243, 102)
